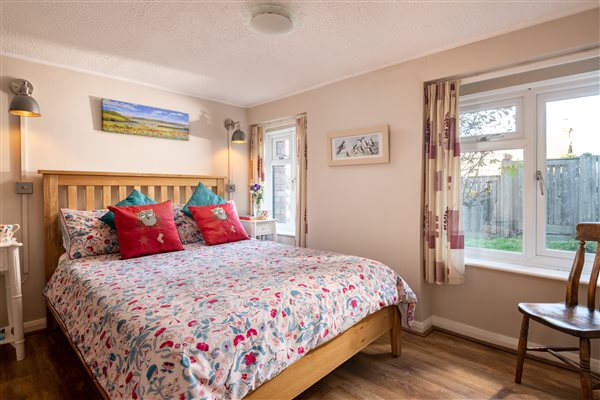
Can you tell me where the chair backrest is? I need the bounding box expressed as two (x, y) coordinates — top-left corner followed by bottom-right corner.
(566, 223), (600, 309)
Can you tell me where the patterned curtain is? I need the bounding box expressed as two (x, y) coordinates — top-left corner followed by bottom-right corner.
(423, 80), (465, 284)
(295, 115), (308, 247)
(249, 125), (265, 215)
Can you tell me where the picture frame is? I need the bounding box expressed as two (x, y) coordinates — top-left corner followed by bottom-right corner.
(102, 98), (189, 141)
(327, 125), (389, 166)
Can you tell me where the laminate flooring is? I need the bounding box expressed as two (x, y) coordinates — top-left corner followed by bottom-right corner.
(0, 329), (589, 399)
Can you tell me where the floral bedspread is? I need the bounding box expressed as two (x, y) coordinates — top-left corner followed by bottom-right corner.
(44, 240), (417, 399)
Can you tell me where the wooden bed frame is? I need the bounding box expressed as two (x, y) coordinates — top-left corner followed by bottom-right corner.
(40, 169), (403, 399)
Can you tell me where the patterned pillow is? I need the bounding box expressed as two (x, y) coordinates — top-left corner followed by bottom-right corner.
(60, 209), (120, 260)
(173, 203), (203, 244)
(189, 202), (249, 245)
(108, 200), (184, 259)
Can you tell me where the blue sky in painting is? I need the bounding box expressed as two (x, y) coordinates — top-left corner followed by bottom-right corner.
(102, 99), (189, 125)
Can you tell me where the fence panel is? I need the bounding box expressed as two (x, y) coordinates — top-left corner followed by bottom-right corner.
(463, 155), (599, 239)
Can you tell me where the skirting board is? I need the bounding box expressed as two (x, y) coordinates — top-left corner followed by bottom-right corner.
(24, 318), (47, 334)
(410, 315), (600, 371)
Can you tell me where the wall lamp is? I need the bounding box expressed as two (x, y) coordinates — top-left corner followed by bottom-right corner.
(224, 119), (247, 196)
(9, 79), (41, 117)
(224, 118), (247, 144)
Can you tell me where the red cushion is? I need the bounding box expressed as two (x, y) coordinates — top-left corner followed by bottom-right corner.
(189, 202), (249, 245)
(108, 200), (183, 259)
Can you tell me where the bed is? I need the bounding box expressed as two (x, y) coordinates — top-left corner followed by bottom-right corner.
(41, 170), (417, 399)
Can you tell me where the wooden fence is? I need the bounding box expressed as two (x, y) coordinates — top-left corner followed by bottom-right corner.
(462, 154), (600, 238)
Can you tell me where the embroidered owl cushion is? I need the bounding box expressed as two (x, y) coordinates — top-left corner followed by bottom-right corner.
(182, 183), (226, 217)
(108, 200), (183, 259)
(188, 202), (249, 245)
(101, 189), (156, 229)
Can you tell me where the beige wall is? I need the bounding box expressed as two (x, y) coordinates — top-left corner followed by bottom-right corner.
(0, 56), (249, 325)
(249, 8), (599, 349)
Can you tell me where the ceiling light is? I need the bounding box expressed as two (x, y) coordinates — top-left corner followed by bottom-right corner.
(251, 4), (294, 35)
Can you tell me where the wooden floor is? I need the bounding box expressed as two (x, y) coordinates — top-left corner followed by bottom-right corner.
(0, 328), (591, 399)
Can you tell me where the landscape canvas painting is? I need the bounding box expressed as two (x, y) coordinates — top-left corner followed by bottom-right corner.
(328, 125), (389, 166)
(102, 99), (189, 140)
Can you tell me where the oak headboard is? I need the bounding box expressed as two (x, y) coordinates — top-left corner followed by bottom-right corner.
(39, 170), (226, 282)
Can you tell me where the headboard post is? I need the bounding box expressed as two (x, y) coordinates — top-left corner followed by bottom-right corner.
(43, 173), (61, 282)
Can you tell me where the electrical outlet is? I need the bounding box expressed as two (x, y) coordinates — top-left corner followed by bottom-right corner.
(16, 181), (33, 194)
(226, 184), (236, 193)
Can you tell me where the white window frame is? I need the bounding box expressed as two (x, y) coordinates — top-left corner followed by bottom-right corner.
(264, 126), (296, 235)
(460, 96), (523, 144)
(460, 71), (599, 272)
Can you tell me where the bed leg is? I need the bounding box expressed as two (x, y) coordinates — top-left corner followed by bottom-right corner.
(46, 307), (57, 331)
(390, 307), (402, 357)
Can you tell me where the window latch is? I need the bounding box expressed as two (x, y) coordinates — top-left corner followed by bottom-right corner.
(536, 170), (545, 196)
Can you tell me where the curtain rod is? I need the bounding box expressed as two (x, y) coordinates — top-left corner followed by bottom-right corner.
(425, 44), (600, 85)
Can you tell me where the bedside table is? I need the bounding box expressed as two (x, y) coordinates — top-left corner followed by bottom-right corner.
(0, 241), (25, 361)
(240, 219), (278, 241)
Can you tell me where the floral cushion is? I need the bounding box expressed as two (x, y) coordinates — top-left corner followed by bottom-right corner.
(173, 203), (203, 244)
(60, 209), (120, 260)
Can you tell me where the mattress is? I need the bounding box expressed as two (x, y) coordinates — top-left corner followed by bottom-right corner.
(44, 240), (417, 399)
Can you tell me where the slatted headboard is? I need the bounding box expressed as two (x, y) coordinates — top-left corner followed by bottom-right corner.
(39, 170), (226, 282)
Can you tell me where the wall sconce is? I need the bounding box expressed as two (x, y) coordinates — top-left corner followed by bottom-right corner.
(224, 119), (247, 195)
(224, 118), (247, 144)
(9, 79), (41, 117)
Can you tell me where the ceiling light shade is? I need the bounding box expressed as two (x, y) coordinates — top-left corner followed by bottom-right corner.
(9, 79), (41, 117)
(231, 128), (247, 144)
(251, 4), (294, 35)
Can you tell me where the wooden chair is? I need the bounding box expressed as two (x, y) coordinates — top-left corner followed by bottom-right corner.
(515, 223), (600, 399)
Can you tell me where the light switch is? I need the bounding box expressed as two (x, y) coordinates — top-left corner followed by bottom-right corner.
(16, 181), (33, 194)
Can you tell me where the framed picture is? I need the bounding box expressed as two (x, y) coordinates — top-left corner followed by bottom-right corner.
(102, 98), (189, 141)
(327, 125), (389, 166)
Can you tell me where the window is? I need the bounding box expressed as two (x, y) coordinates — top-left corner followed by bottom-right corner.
(460, 72), (599, 270)
(264, 125), (296, 235)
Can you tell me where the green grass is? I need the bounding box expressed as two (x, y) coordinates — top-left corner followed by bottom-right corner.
(465, 237), (523, 252)
(466, 236), (597, 253)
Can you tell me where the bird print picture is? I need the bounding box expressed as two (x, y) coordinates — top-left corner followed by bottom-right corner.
(329, 125), (389, 166)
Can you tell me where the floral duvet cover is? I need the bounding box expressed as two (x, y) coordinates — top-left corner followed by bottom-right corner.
(44, 240), (417, 399)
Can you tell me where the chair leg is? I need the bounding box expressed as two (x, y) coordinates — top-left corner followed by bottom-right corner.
(580, 338), (593, 400)
(515, 315), (529, 384)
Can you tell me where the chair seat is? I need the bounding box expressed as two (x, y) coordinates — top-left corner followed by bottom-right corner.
(519, 302), (600, 338)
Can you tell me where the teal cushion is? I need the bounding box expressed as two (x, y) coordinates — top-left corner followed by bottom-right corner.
(182, 183), (226, 217)
(100, 189), (156, 229)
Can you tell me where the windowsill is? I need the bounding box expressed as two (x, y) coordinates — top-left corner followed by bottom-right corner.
(277, 231), (295, 237)
(465, 257), (597, 285)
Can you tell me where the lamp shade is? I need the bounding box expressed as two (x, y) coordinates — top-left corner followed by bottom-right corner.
(231, 128), (247, 144)
(9, 79), (41, 117)
(9, 95), (41, 117)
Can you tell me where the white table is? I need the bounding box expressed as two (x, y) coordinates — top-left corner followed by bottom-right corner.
(240, 219), (278, 241)
(0, 241), (25, 361)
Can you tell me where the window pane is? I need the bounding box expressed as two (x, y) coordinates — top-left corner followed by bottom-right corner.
(272, 164), (292, 224)
(460, 105), (516, 137)
(273, 138), (290, 160)
(544, 94), (600, 254)
(461, 149), (524, 252)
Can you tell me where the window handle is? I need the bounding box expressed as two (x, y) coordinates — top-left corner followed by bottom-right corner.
(536, 170), (545, 196)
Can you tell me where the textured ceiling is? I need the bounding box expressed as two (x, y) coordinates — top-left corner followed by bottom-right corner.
(1, 1), (596, 107)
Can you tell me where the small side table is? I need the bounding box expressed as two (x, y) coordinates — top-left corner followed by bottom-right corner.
(0, 241), (25, 361)
(241, 219), (278, 242)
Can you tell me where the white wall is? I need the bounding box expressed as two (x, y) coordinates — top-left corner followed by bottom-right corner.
(249, 9), (599, 350)
(0, 56), (249, 325)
